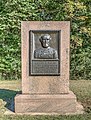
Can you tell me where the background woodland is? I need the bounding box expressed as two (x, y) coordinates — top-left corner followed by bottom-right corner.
(0, 0), (91, 80)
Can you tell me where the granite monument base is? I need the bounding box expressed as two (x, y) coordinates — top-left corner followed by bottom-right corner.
(15, 91), (79, 115)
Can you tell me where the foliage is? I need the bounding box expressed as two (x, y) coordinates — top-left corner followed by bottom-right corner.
(0, 0), (91, 80)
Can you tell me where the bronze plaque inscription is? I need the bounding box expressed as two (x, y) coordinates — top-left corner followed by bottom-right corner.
(31, 60), (60, 75)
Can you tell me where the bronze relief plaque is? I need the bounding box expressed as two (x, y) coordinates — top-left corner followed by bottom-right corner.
(29, 30), (60, 75)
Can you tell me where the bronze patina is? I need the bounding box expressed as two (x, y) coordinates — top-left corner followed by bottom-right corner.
(34, 34), (58, 59)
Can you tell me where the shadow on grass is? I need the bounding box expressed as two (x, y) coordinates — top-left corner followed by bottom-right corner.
(0, 89), (21, 112)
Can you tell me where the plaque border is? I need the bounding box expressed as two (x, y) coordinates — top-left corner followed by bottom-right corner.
(29, 30), (61, 76)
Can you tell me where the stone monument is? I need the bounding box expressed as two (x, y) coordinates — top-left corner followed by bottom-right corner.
(15, 21), (82, 114)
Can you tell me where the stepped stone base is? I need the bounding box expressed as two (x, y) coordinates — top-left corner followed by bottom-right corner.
(15, 91), (81, 115)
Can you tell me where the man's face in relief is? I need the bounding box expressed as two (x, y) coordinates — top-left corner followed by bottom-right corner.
(40, 34), (51, 48)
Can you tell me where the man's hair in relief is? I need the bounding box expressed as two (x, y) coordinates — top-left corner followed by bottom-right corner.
(39, 34), (51, 42)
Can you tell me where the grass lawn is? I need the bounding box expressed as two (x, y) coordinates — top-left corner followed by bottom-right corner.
(0, 80), (91, 120)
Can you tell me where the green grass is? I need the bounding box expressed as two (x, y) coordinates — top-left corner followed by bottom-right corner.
(70, 80), (91, 113)
(0, 80), (91, 120)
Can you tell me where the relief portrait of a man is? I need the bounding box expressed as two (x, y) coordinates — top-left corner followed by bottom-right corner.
(34, 34), (58, 59)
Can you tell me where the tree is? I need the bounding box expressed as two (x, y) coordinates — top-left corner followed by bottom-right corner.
(0, 0), (91, 80)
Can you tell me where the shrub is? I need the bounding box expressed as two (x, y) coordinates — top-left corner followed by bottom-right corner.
(0, 0), (91, 80)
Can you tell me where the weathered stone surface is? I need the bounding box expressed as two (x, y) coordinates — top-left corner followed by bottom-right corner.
(29, 76), (69, 94)
(15, 91), (77, 114)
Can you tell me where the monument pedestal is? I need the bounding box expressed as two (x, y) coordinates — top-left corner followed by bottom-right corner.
(15, 91), (78, 114)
